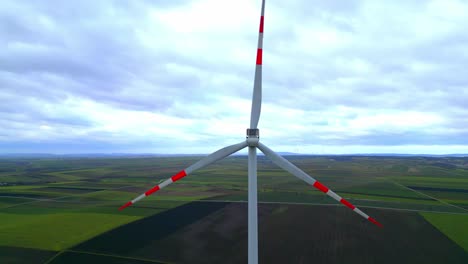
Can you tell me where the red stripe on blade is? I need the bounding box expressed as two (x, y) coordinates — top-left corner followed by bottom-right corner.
(340, 198), (356, 210)
(313, 181), (329, 193)
(145, 185), (160, 196)
(171, 170), (187, 182)
(256, 49), (263, 65)
(259, 16), (264, 33)
(368, 217), (383, 227)
(119, 201), (132, 211)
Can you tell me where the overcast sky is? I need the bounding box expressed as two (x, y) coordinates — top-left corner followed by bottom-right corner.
(1, 0), (468, 154)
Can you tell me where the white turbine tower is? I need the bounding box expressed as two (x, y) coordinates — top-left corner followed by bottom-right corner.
(119, 1), (382, 263)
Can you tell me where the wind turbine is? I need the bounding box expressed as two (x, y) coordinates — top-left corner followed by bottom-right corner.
(119, 0), (382, 263)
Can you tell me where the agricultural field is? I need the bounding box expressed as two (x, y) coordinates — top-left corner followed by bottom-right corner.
(0, 155), (467, 263)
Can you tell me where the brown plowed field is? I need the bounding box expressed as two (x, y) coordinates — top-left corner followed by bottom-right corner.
(74, 201), (468, 264)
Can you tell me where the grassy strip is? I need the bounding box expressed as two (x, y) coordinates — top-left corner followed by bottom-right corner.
(0, 197), (35, 208)
(392, 176), (468, 186)
(420, 212), (468, 251)
(341, 192), (440, 204)
(0, 213), (139, 251)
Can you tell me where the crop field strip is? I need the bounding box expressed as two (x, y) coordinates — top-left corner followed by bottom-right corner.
(198, 199), (468, 215)
(0, 184), (136, 210)
(1, 159), (466, 202)
(390, 179), (468, 213)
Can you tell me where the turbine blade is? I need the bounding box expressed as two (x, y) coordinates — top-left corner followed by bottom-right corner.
(119, 141), (248, 210)
(257, 143), (383, 227)
(250, 0), (265, 129)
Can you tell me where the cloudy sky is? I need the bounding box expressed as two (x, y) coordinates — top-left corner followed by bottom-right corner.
(1, 0), (468, 154)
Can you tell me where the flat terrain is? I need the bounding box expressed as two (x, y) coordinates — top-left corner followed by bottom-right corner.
(0, 155), (467, 263)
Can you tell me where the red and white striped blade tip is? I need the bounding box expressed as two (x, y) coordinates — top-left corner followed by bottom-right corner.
(119, 201), (132, 210)
(368, 217), (383, 227)
(118, 170), (188, 211)
(312, 181), (383, 228)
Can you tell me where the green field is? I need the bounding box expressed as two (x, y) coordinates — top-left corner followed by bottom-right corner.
(421, 212), (468, 251)
(0, 212), (139, 251)
(0, 155), (467, 263)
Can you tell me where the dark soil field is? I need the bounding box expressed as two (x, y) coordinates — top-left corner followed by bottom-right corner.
(74, 201), (468, 264)
(0, 246), (56, 264)
(74, 202), (228, 255)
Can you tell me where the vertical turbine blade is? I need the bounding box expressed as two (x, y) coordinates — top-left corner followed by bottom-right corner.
(250, 0), (265, 129)
(258, 143), (383, 227)
(119, 141), (248, 210)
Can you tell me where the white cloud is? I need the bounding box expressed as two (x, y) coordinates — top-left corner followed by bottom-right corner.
(1, 0), (468, 154)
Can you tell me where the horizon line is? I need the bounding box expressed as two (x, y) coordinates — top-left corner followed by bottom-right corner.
(1, 152), (468, 157)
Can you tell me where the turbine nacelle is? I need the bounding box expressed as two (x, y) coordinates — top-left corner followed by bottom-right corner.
(246, 128), (260, 146)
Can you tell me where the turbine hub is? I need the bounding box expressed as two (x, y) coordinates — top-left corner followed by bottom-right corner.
(246, 128), (259, 146)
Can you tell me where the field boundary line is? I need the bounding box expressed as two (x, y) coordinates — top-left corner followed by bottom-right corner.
(0, 195), (51, 200)
(65, 249), (173, 264)
(0, 184), (134, 210)
(43, 250), (65, 264)
(199, 199), (468, 215)
(389, 180), (468, 213)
